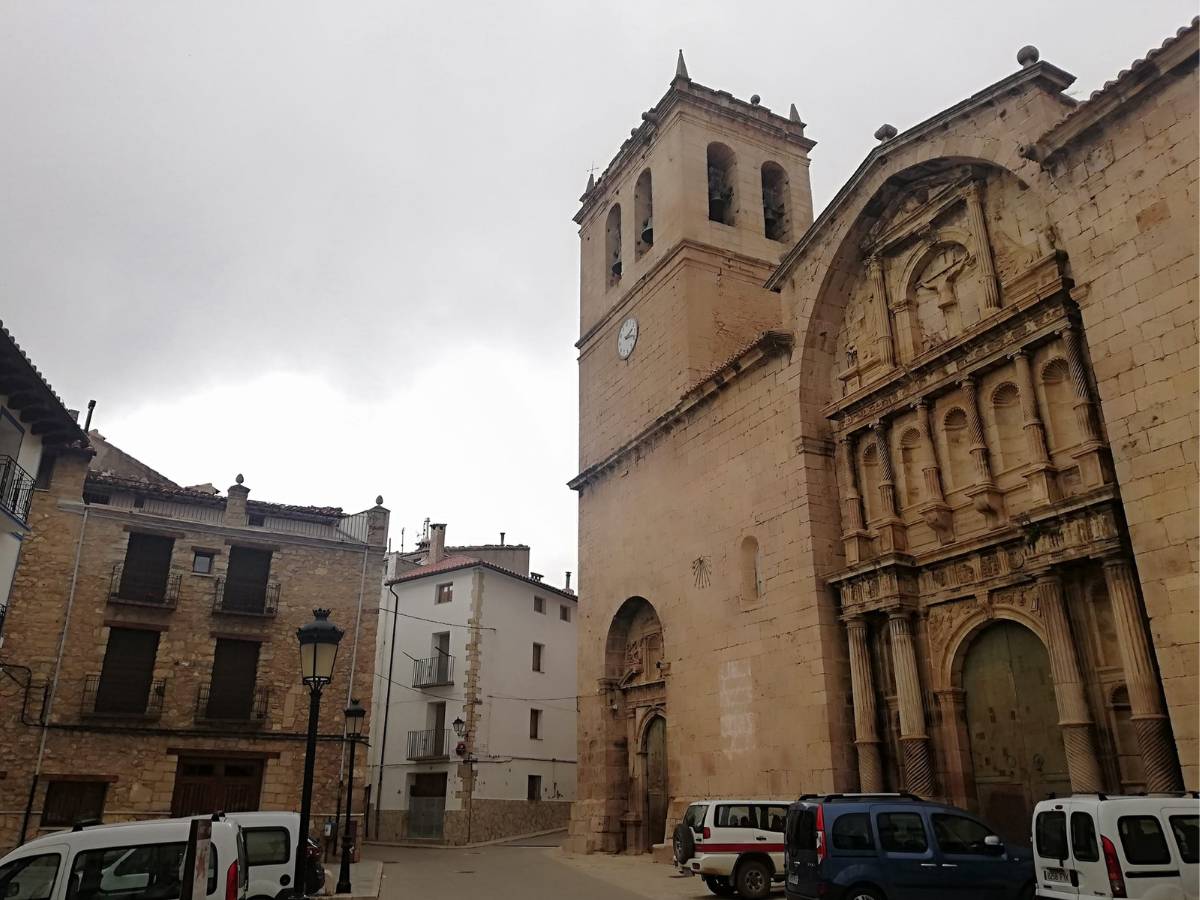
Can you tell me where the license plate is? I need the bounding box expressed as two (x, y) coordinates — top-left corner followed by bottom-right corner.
(1043, 867), (1069, 883)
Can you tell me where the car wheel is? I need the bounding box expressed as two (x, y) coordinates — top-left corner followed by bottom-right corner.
(845, 887), (884, 900)
(701, 876), (735, 897)
(734, 859), (772, 900)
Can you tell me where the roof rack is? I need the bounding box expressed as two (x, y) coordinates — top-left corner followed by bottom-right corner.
(795, 792), (925, 803)
(71, 818), (102, 832)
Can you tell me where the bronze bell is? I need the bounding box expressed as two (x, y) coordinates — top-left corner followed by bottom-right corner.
(641, 217), (654, 246)
(611, 258), (622, 278)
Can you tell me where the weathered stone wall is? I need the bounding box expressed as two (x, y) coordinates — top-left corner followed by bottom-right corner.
(0, 452), (387, 852)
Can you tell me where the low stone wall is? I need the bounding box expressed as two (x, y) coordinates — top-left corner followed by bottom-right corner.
(368, 800), (570, 846)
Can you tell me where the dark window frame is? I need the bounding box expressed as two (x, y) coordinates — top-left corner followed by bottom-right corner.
(831, 811), (875, 852)
(192, 551), (215, 575)
(532, 642), (544, 672)
(876, 811), (930, 854)
(529, 708), (542, 740)
(1070, 811), (1100, 863)
(931, 812), (994, 856)
(41, 780), (108, 827)
(244, 826), (291, 866)
(435, 583), (453, 604)
(559, 604), (571, 622)
(527, 774), (542, 802)
(1169, 814), (1198, 865)
(1036, 810), (1068, 859)
(533, 596), (545, 614)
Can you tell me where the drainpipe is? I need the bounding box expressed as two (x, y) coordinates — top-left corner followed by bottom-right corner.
(21, 505), (89, 843)
(372, 582), (400, 839)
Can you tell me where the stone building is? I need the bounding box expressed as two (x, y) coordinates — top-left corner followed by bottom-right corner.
(0, 432), (388, 852)
(369, 523), (577, 844)
(568, 23), (1197, 854)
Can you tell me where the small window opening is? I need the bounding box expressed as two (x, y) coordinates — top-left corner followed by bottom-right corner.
(529, 708), (542, 739)
(248, 512), (265, 527)
(82, 490), (111, 505)
(634, 169), (653, 258)
(739, 535), (764, 603)
(605, 204), (622, 286)
(527, 774), (542, 800)
(560, 604), (571, 622)
(435, 583), (453, 604)
(533, 596), (545, 614)
(761, 161), (791, 242)
(192, 551), (215, 574)
(532, 642), (544, 672)
(707, 143), (736, 225)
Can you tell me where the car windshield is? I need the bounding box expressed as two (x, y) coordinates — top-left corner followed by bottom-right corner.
(67, 841), (217, 900)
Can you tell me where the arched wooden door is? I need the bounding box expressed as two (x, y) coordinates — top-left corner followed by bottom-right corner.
(644, 717), (668, 850)
(963, 621), (1070, 842)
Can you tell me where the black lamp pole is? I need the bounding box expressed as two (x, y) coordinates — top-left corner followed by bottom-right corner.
(295, 609), (344, 899)
(336, 699), (366, 895)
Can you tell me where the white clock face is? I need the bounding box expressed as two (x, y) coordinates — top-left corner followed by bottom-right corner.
(617, 317), (639, 360)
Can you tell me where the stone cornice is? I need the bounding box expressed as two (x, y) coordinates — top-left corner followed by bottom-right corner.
(569, 330), (793, 491)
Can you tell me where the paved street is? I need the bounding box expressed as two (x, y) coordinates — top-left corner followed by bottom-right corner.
(365, 832), (782, 899)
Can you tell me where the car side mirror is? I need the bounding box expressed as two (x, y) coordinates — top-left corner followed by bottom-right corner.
(983, 834), (1004, 855)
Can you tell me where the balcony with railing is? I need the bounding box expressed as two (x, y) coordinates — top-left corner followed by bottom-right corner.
(412, 655), (454, 688)
(195, 684), (269, 724)
(82, 674), (166, 719)
(108, 563), (181, 608)
(406, 728), (453, 761)
(0, 455), (36, 525)
(212, 578), (280, 617)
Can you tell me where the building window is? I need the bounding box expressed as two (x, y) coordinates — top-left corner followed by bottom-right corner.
(436, 583), (453, 604)
(527, 774), (542, 802)
(223, 545), (273, 614)
(606, 204), (623, 287)
(192, 551), (215, 574)
(204, 639), (261, 720)
(115, 533), (176, 603)
(634, 168), (653, 258)
(133, 496), (146, 509)
(761, 161), (791, 242)
(707, 142), (736, 225)
(532, 642), (544, 672)
(41, 780), (108, 827)
(739, 535), (763, 603)
(93, 627), (160, 715)
(247, 513), (265, 527)
(529, 708), (542, 739)
(82, 490), (111, 505)
(533, 596), (545, 614)
(559, 604), (571, 622)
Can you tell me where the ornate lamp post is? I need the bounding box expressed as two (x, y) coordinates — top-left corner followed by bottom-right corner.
(295, 609), (343, 898)
(335, 698), (366, 895)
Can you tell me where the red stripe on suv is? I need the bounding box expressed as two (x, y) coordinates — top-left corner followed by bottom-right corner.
(696, 843), (785, 853)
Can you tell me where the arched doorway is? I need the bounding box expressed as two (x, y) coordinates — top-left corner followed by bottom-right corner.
(963, 620), (1070, 841)
(644, 717), (668, 850)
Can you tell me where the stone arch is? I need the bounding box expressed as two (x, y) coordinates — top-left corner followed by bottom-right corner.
(988, 382), (1023, 472)
(898, 427), (923, 508)
(1040, 357), (1079, 452)
(860, 441), (882, 523)
(605, 596), (664, 683)
(605, 203), (623, 287)
(761, 161), (791, 241)
(739, 534), (764, 604)
(707, 142), (736, 225)
(634, 168), (654, 258)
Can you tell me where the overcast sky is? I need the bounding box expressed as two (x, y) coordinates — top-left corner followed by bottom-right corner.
(2, 0), (1193, 591)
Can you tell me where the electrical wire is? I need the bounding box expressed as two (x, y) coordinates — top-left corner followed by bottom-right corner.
(376, 603), (497, 632)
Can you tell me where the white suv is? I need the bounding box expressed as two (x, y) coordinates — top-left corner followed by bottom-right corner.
(1033, 792), (1199, 900)
(673, 799), (790, 898)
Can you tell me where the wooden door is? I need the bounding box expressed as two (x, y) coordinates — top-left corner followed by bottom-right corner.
(95, 628), (159, 714)
(207, 640), (260, 719)
(964, 621), (1070, 842)
(645, 717), (668, 850)
(171, 757), (264, 816)
(408, 773), (446, 839)
(226, 546), (272, 611)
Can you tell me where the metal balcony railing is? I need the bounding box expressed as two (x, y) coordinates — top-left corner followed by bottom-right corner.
(109, 563), (181, 607)
(0, 455), (36, 525)
(213, 577), (280, 616)
(82, 674), (166, 719)
(406, 728), (453, 761)
(412, 655), (454, 688)
(195, 684), (269, 723)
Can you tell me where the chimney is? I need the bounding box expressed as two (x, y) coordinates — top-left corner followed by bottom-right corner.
(367, 496), (389, 547)
(500, 531), (506, 546)
(429, 523), (447, 564)
(224, 474), (249, 526)
(565, 571), (572, 592)
(530, 572), (543, 582)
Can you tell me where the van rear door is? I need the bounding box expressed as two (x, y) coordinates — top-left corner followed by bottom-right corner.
(1163, 803), (1198, 899)
(1112, 811), (1183, 895)
(1033, 804), (1077, 897)
(784, 804), (817, 897)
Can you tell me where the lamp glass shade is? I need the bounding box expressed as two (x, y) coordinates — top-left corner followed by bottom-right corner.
(297, 608), (344, 686)
(345, 699), (366, 738)
(452, 717), (465, 737)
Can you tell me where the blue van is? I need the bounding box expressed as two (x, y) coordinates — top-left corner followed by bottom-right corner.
(783, 793), (1035, 900)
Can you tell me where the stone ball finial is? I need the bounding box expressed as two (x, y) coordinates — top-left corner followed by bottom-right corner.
(235, 473), (244, 485)
(375, 495), (384, 506)
(874, 123), (898, 142)
(750, 94), (761, 106)
(1017, 45), (1040, 67)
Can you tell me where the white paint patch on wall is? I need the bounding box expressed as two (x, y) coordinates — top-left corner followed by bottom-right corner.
(718, 658), (756, 757)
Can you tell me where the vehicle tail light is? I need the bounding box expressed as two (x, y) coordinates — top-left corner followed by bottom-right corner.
(1101, 835), (1126, 898)
(815, 805), (827, 864)
(306, 842), (320, 859)
(702, 826), (710, 840)
(225, 861), (239, 900)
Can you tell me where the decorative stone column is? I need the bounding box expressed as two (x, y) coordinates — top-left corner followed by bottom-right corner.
(871, 421), (907, 553)
(934, 689), (975, 809)
(1035, 572), (1103, 792)
(846, 616), (883, 792)
(1013, 350), (1058, 503)
(888, 610), (935, 798)
(837, 433), (874, 565)
(1061, 324), (1111, 487)
(914, 400), (953, 543)
(868, 255), (896, 368)
(964, 181), (1001, 310)
(1102, 557), (1183, 792)
(959, 377), (1004, 527)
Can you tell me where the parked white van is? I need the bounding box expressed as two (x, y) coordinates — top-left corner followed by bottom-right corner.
(0, 816), (248, 900)
(225, 812), (324, 900)
(1033, 793), (1199, 900)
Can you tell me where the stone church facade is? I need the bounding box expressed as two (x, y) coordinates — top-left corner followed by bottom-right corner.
(568, 23), (1197, 854)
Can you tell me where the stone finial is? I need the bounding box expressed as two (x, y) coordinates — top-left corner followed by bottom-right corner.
(750, 94), (761, 106)
(789, 103), (802, 123)
(375, 495), (384, 506)
(675, 49), (689, 81)
(1017, 45), (1040, 67)
(585, 171), (595, 192)
(235, 473), (244, 485)
(874, 123), (898, 142)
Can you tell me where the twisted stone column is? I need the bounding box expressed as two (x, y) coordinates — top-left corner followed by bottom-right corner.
(837, 434), (874, 565)
(1013, 350), (1057, 503)
(846, 616), (884, 792)
(1102, 558), (1182, 792)
(965, 181), (1001, 310)
(1035, 572), (1103, 792)
(888, 611), (935, 798)
(868, 255), (896, 368)
(914, 400), (953, 543)
(1062, 324), (1099, 442)
(960, 376), (1004, 526)
(871, 422), (906, 553)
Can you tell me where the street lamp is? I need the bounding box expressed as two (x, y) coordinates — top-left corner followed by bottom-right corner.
(295, 609), (343, 899)
(451, 716), (473, 843)
(452, 717), (465, 737)
(335, 699), (366, 895)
